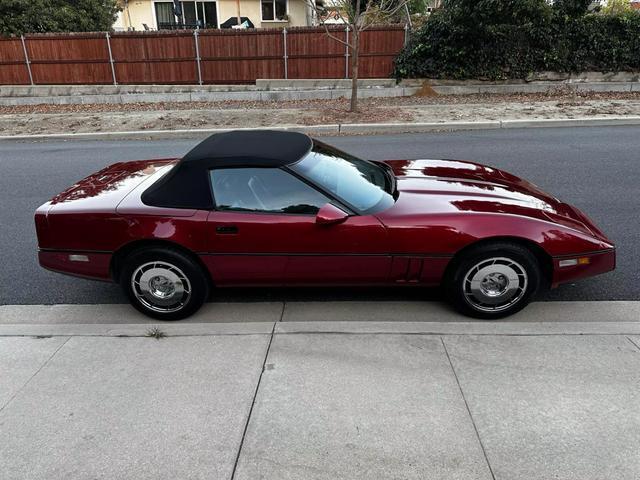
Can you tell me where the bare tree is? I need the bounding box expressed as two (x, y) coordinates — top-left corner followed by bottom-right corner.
(305, 0), (410, 112)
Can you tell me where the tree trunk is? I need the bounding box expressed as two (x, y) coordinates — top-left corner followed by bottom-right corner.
(349, 28), (360, 113)
(348, 0), (362, 113)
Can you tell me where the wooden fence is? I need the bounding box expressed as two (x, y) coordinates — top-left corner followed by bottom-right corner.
(0, 26), (407, 85)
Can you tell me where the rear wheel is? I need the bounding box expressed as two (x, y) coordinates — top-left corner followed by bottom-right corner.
(446, 242), (541, 319)
(120, 247), (209, 320)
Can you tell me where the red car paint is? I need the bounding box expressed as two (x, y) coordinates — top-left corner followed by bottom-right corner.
(35, 157), (615, 289)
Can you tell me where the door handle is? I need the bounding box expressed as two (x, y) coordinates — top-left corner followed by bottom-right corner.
(216, 225), (238, 234)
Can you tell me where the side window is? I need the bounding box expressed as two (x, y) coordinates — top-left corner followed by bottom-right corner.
(210, 167), (329, 214)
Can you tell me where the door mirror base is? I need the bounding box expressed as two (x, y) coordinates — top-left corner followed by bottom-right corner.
(316, 203), (349, 225)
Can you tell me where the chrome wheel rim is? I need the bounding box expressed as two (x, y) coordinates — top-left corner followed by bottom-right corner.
(131, 261), (191, 313)
(462, 257), (528, 313)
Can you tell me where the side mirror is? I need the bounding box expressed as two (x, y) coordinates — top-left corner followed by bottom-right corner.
(316, 203), (349, 225)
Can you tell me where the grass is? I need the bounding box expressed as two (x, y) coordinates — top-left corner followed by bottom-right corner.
(145, 326), (167, 340)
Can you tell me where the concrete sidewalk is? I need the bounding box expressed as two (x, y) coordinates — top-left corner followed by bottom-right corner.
(2, 300), (640, 334)
(2, 325), (640, 480)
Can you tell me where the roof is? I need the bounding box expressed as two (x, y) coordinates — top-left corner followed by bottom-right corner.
(181, 130), (313, 167)
(142, 130), (313, 209)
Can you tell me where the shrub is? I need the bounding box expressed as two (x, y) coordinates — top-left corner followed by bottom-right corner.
(553, 0), (590, 18)
(0, 0), (120, 36)
(394, 0), (640, 80)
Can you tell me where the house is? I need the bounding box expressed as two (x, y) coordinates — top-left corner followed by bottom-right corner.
(113, 0), (315, 30)
(314, 0), (346, 23)
(561, 0), (640, 9)
(591, 0), (640, 9)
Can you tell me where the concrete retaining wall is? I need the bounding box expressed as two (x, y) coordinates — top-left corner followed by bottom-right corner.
(425, 82), (640, 95)
(1, 75), (638, 106)
(0, 86), (422, 106)
(0, 79), (410, 98)
(408, 71), (640, 95)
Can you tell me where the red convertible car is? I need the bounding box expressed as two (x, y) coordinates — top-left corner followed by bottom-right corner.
(35, 131), (615, 320)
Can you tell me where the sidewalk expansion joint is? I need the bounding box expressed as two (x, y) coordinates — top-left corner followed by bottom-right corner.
(0, 336), (70, 414)
(626, 336), (640, 352)
(441, 337), (497, 480)
(230, 321), (276, 479)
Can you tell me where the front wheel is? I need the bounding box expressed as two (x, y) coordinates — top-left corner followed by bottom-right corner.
(446, 242), (541, 320)
(120, 247), (210, 321)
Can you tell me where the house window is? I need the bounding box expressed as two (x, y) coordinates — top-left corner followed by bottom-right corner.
(261, 0), (287, 21)
(155, 1), (218, 29)
(155, 2), (175, 28)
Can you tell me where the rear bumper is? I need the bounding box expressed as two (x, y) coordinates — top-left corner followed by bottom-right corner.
(551, 248), (616, 288)
(38, 250), (113, 282)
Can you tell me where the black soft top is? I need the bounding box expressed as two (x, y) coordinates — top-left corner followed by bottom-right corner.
(142, 130), (313, 209)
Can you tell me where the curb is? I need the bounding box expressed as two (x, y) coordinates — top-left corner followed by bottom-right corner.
(1, 301), (639, 336)
(0, 124), (342, 142)
(2, 116), (640, 141)
(2, 321), (640, 337)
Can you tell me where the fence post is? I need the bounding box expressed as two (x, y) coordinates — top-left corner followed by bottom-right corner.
(404, 24), (409, 46)
(20, 35), (34, 86)
(105, 32), (117, 86)
(282, 28), (288, 80)
(193, 30), (203, 85)
(344, 25), (349, 79)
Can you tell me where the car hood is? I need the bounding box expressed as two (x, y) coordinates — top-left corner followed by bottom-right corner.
(380, 159), (610, 241)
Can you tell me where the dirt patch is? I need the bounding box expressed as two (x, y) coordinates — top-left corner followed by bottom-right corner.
(2, 90), (640, 115)
(1, 91), (639, 136)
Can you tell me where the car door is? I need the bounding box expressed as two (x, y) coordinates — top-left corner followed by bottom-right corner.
(280, 212), (391, 285)
(204, 166), (390, 286)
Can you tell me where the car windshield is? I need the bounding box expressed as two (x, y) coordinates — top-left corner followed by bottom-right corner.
(290, 141), (395, 214)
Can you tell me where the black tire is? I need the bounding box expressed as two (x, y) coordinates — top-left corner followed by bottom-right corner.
(120, 247), (210, 321)
(445, 242), (541, 320)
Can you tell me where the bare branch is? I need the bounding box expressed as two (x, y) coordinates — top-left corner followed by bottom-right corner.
(303, 0), (351, 47)
(332, 7), (351, 26)
(303, 0), (409, 44)
(360, 0), (410, 30)
(302, 0), (410, 113)
(320, 23), (351, 47)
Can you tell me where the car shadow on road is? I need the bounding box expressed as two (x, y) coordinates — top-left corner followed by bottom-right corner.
(210, 286), (444, 303)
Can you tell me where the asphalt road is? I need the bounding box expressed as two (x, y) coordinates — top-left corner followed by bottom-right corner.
(1, 126), (637, 305)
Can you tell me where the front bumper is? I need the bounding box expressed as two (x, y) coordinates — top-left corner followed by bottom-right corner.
(551, 248), (616, 288)
(38, 250), (113, 282)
